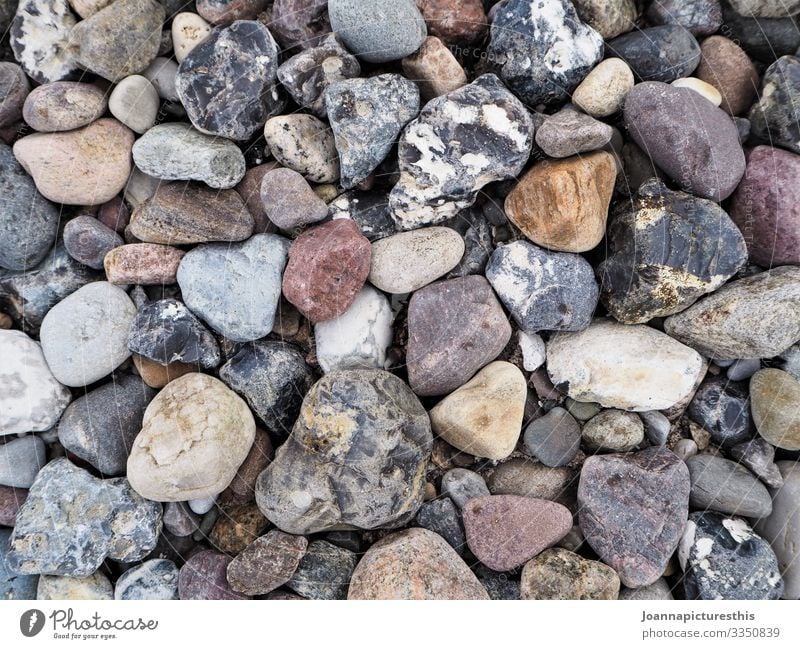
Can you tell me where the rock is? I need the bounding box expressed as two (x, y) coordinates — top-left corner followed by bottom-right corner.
(547, 320), (704, 412)
(415, 498), (465, 552)
(406, 275), (511, 397)
(6, 458), (161, 576)
(401, 35), (467, 101)
(235, 162), (280, 233)
(176, 20), (282, 141)
(63, 216), (124, 270)
(10, 0), (78, 83)
(329, 190), (397, 241)
(519, 332), (546, 372)
(750, 369), (800, 451)
(640, 410), (671, 446)
(696, 36), (759, 116)
(0, 436), (46, 488)
(572, 0), (637, 39)
(287, 540), (358, 600)
(522, 407), (581, 468)
(130, 182), (253, 244)
(13, 118), (134, 205)
(729, 438), (784, 489)
(521, 548), (620, 599)
(486, 459), (576, 507)
(486, 240), (599, 333)
(325, 74), (419, 188)
(0, 486), (27, 526)
(256, 370), (432, 534)
(224, 428), (274, 503)
(579, 447), (690, 588)
(162, 501), (200, 537)
(282, 219), (371, 322)
(686, 454), (772, 518)
(328, 0), (426, 64)
(687, 376), (751, 448)
(441, 468), (489, 509)
(348, 528), (488, 599)
(178, 549), (247, 599)
(97, 196), (130, 235)
(680, 512), (783, 600)
(597, 178), (748, 324)
(487, 0), (602, 106)
(269, 0), (329, 51)
(416, 0), (485, 44)
(219, 341), (314, 434)
(608, 25), (700, 83)
(315, 285), (393, 373)
(104, 243), (186, 285)
(263, 114), (339, 183)
(37, 572), (114, 600)
(619, 578), (674, 600)
(195, 0), (267, 24)
(647, 0), (722, 35)
(171, 12), (212, 63)
(664, 267), (800, 360)
(108, 75), (159, 134)
(719, 0), (800, 62)
(39, 281), (137, 387)
(225, 530), (307, 595)
(572, 58), (634, 118)
(0, 528), (38, 599)
(729, 0), (800, 15)
(565, 398), (601, 421)
(504, 151), (616, 253)
(115, 559), (179, 600)
(177, 234), (290, 342)
(430, 361), (526, 461)
(389, 74), (534, 229)
(189, 496), (215, 515)
(209, 502), (269, 554)
(368, 227), (464, 294)
(727, 358), (761, 382)
(672, 77), (723, 105)
(623, 81), (745, 201)
(582, 409), (644, 452)
(141, 56), (179, 102)
(22, 81), (106, 132)
(535, 108), (613, 159)
(260, 168), (327, 231)
(69, 0), (113, 18)
(749, 56), (800, 154)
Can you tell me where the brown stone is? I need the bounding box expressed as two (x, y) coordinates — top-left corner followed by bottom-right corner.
(234, 161), (280, 234)
(417, 0), (487, 44)
(486, 459), (578, 509)
(505, 151), (616, 253)
(224, 428), (274, 503)
(521, 547), (620, 600)
(97, 196), (130, 233)
(178, 549), (249, 600)
(696, 36), (759, 116)
(227, 530), (308, 596)
(750, 369), (800, 451)
(0, 485), (27, 526)
(209, 502), (270, 555)
(132, 353), (196, 388)
(401, 36), (468, 101)
(104, 243), (185, 285)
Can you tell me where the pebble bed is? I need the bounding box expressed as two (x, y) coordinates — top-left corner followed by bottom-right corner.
(1, 0), (799, 601)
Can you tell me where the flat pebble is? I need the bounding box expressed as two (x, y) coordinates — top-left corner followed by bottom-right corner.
(523, 407), (581, 468)
(104, 243), (186, 285)
(0, 435), (46, 488)
(115, 559), (179, 600)
(686, 454), (772, 518)
(750, 369), (800, 451)
(521, 548), (620, 600)
(264, 114), (339, 184)
(22, 81), (106, 132)
(287, 540), (358, 600)
(582, 409), (644, 452)
(226, 530), (307, 596)
(64, 216), (124, 270)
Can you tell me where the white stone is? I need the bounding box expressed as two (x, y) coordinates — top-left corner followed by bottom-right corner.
(572, 58), (634, 117)
(68, 0), (112, 18)
(188, 496), (216, 515)
(518, 331), (546, 371)
(109, 75), (160, 134)
(37, 572), (114, 599)
(315, 285), (394, 373)
(0, 329), (71, 436)
(263, 114), (340, 183)
(172, 12), (211, 64)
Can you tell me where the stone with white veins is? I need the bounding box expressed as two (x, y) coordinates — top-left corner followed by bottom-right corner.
(389, 73), (534, 230)
(115, 559), (179, 600)
(10, 0), (79, 84)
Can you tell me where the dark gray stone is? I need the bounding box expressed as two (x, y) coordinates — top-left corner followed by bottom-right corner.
(415, 497), (466, 552)
(269, 0), (330, 51)
(646, 0), (722, 36)
(640, 411), (671, 446)
(523, 407), (581, 468)
(687, 376), (752, 448)
(729, 437), (784, 489)
(685, 454), (772, 518)
(63, 215), (124, 270)
(0, 436), (46, 488)
(0, 62), (30, 127)
(115, 559), (179, 600)
(475, 565), (521, 600)
(749, 55), (800, 155)
(328, 191), (397, 241)
(720, 0), (800, 62)
(444, 205), (494, 278)
(0, 529), (38, 599)
(607, 25), (701, 83)
(441, 468), (490, 509)
(10, 0), (78, 83)
(162, 501), (200, 537)
(286, 540), (358, 600)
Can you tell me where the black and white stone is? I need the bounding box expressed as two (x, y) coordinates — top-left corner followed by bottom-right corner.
(749, 55), (800, 155)
(329, 190), (398, 241)
(115, 559), (179, 600)
(10, 0), (79, 83)
(443, 205), (494, 278)
(687, 376), (752, 448)
(286, 540), (358, 600)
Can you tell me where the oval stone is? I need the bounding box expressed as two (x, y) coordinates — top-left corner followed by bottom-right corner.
(750, 369), (800, 451)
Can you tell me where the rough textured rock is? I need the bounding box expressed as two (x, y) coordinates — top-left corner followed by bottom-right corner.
(441, 468), (489, 509)
(686, 454), (772, 518)
(523, 407), (581, 467)
(415, 498), (465, 552)
(260, 168), (328, 230)
(581, 409), (644, 452)
(287, 539), (358, 600)
(696, 36), (759, 116)
(401, 35), (467, 101)
(608, 25), (700, 83)
(37, 572), (114, 600)
(535, 108), (613, 159)
(688, 376), (751, 448)
(224, 428), (274, 503)
(104, 243), (186, 285)
(647, 0), (722, 35)
(749, 56), (800, 154)
(63, 216), (124, 270)
(209, 502), (269, 554)
(572, 0), (637, 39)
(227, 530), (307, 595)
(521, 548), (620, 600)
(750, 369), (800, 451)
(263, 114), (339, 183)
(115, 559), (179, 600)
(22, 81), (106, 132)
(178, 549), (247, 599)
(269, 0), (329, 50)
(10, 0), (78, 83)
(0, 528), (38, 598)
(729, 437), (783, 489)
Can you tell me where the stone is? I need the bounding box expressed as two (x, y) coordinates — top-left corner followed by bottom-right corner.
(0, 436), (46, 488)
(177, 234), (290, 342)
(608, 25), (700, 83)
(640, 410), (671, 446)
(582, 409), (644, 452)
(505, 151), (616, 253)
(727, 358), (761, 382)
(259, 168), (327, 230)
(209, 502), (269, 554)
(572, 58), (634, 118)
(719, 0), (800, 62)
(547, 320), (704, 412)
(348, 528), (488, 599)
(314, 285), (393, 373)
(522, 407), (581, 468)
(686, 454), (772, 518)
(115, 559), (179, 600)
(535, 108), (613, 159)
(750, 369), (800, 451)
(729, 438), (784, 489)
(264, 114), (339, 183)
(269, 0), (329, 51)
(226, 530), (307, 595)
(287, 540), (358, 600)
(486, 241), (598, 334)
(441, 469), (489, 510)
(521, 548), (620, 599)
(597, 178), (748, 324)
(69, 0), (113, 18)
(176, 20), (282, 141)
(171, 12), (212, 63)
(696, 36), (760, 116)
(22, 81), (107, 132)
(416, 0), (485, 44)
(647, 0), (723, 35)
(108, 75), (159, 134)
(224, 428), (274, 503)
(219, 341), (314, 434)
(130, 182), (253, 244)
(401, 36), (467, 101)
(619, 578), (674, 600)
(329, 190), (397, 241)
(235, 162), (280, 233)
(664, 267), (800, 360)
(488, 0), (603, 106)
(750, 56), (800, 154)
(0, 486), (27, 526)
(680, 512), (783, 600)
(369, 227), (464, 294)
(389, 74), (534, 229)
(40, 281), (137, 387)
(328, 0), (426, 64)
(6, 458), (161, 576)
(672, 77), (723, 105)
(10, 0), (78, 83)
(13, 118), (134, 205)
(256, 370), (433, 534)
(141, 57), (179, 102)
(687, 376), (752, 448)
(63, 216), (123, 270)
(572, 0), (637, 39)
(579, 447), (690, 588)
(37, 572), (114, 600)
(0, 528), (38, 599)
(325, 74), (419, 188)
(282, 219), (371, 322)
(162, 501), (200, 537)
(729, 0), (800, 15)
(406, 275), (512, 397)
(104, 243), (186, 285)
(623, 81), (745, 201)
(519, 332), (546, 372)
(178, 550), (247, 599)
(124, 167), (161, 209)
(487, 459), (576, 506)
(444, 205), (495, 279)
(430, 361), (526, 461)
(415, 498), (465, 552)
(189, 496), (215, 515)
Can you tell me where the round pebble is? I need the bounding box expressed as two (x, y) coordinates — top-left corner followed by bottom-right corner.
(22, 81), (107, 132)
(109, 75), (160, 134)
(523, 407), (581, 468)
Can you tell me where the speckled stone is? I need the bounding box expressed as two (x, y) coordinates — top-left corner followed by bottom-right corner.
(521, 547), (620, 600)
(269, 0), (330, 51)
(227, 530), (307, 595)
(686, 454), (772, 518)
(687, 376), (752, 448)
(415, 497), (465, 552)
(10, 0), (78, 83)
(103, 243), (186, 285)
(619, 578), (674, 600)
(263, 114), (340, 183)
(329, 190), (397, 241)
(171, 12), (212, 64)
(696, 36), (759, 116)
(749, 56), (800, 155)
(535, 108), (613, 159)
(0, 486), (27, 526)
(647, 0), (722, 36)
(522, 407), (581, 468)
(115, 559), (179, 600)
(572, 0), (637, 39)
(0, 528), (38, 598)
(22, 81), (107, 132)
(750, 369), (800, 451)
(209, 502), (269, 555)
(37, 572), (114, 600)
(162, 501), (199, 537)
(259, 168), (328, 230)
(286, 540), (358, 600)
(178, 550), (248, 599)
(582, 409), (644, 452)
(63, 216), (123, 271)
(441, 468), (490, 509)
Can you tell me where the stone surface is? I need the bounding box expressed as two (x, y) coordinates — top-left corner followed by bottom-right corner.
(750, 369), (800, 451)
(22, 81), (106, 132)
(415, 497), (465, 552)
(608, 25), (700, 83)
(263, 114), (339, 183)
(417, 0), (486, 44)
(535, 107), (613, 159)
(719, 0), (800, 62)
(178, 549), (247, 599)
(647, 0), (722, 35)
(521, 548), (620, 600)
(686, 454), (772, 518)
(0, 435), (46, 488)
(209, 502), (269, 554)
(0, 485), (27, 526)
(109, 75), (159, 134)
(582, 409), (644, 453)
(224, 428), (273, 503)
(162, 501), (199, 537)
(287, 539), (358, 600)
(522, 407), (581, 468)
(115, 559), (179, 600)
(10, 0), (78, 83)
(441, 468), (489, 509)
(672, 77), (723, 105)
(486, 459), (576, 506)
(749, 56), (800, 154)
(572, 58), (635, 117)
(619, 578), (674, 600)
(572, 0), (637, 39)
(142, 57), (179, 102)
(696, 36), (759, 116)
(104, 243), (186, 285)
(226, 530), (307, 595)
(64, 216), (124, 270)
(0, 528), (38, 598)
(687, 376), (752, 448)
(37, 572), (114, 600)
(269, 0), (329, 50)
(519, 331), (546, 372)
(729, 437), (783, 489)
(171, 12), (212, 63)
(235, 162), (280, 233)
(401, 35), (467, 101)
(260, 168), (327, 230)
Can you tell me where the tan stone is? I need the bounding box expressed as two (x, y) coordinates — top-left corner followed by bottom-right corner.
(172, 12), (212, 63)
(521, 548), (620, 600)
(401, 36), (468, 101)
(132, 354), (196, 389)
(672, 77), (722, 107)
(750, 369), (800, 451)
(696, 36), (759, 116)
(104, 243), (186, 285)
(505, 151), (616, 253)
(573, 58), (634, 117)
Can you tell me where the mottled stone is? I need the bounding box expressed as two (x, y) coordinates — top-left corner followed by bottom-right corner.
(523, 407), (581, 468)
(0, 436), (46, 488)
(521, 548), (620, 600)
(441, 468), (489, 509)
(162, 501), (199, 537)
(729, 437), (783, 489)
(696, 36), (759, 116)
(750, 56), (800, 154)
(259, 168), (327, 230)
(535, 108), (613, 159)
(23, 81), (106, 132)
(0, 485), (27, 526)
(582, 409), (644, 452)
(63, 216), (123, 271)
(687, 376), (751, 448)
(572, 58), (634, 118)
(0, 528), (38, 598)
(416, 0), (485, 44)
(38, 572), (114, 600)
(115, 559), (179, 600)
(209, 502), (269, 554)
(486, 459), (576, 506)
(686, 454), (772, 518)
(171, 12), (212, 63)
(619, 578), (674, 600)
(226, 530), (307, 595)
(287, 540), (358, 600)
(572, 0), (637, 39)
(178, 550), (247, 599)
(608, 25), (700, 83)
(10, 0), (78, 83)
(104, 243), (186, 285)
(401, 35), (467, 101)
(263, 114), (339, 183)
(750, 369), (800, 451)
(647, 0), (722, 36)
(329, 190), (397, 241)
(415, 497), (465, 552)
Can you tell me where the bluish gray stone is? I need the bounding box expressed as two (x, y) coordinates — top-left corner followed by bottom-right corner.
(415, 497), (466, 552)
(63, 215), (124, 270)
(286, 540), (358, 600)
(115, 559), (179, 600)
(687, 376), (751, 448)
(523, 407), (581, 468)
(475, 565), (521, 600)
(607, 25), (701, 82)
(639, 411), (671, 446)
(162, 501), (200, 537)
(0, 528), (38, 599)
(441, 468), (490, 509)
(749, 55), (800, 155)
(0, 436), (46, 488)
(727, 358), (761, 381)
(646, 0), (722, 36)
(686, 454), (772, 518)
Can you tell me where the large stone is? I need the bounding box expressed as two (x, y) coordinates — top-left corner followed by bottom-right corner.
(521, 548), (620, 600)
(226, 530), (307, 595)
(22, 81), (107, 132)
(686, 454), (772, 518)
(749, 56), (800, 155)
(750, 369), (800, 451)
(607, 25), (700, 82)
(10, 0), (78, 83)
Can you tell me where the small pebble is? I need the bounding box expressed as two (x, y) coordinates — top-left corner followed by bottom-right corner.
(729, 437), (784, 489)
(440, 468), (490, 510)
(64, 215), (124, 270)
(416, 0), (486, 44)
(564, 398), (602, 422)
(260, 168), (328, 230)
(647, 0), (722, 35)
(639, 410), (671, 446)
(109, 75), (159, 134)
(171, 12), (212, 63)
(572, 0), (637, 39)
(696, 35), (759, 116)
(518, 332), (546, 372)
(178, 550), (247, 600)
(521, 548), (620, 600)
(162, 502), (200, 537)
(264, 114), (340, 184)
(0, 485), (27, 527)
(572, 58), (634, 117)
(619, 578), (674, 601)
(749, 56), (800, 155)
(535, 107), (613, 159)
(608, 25), (701, 83)
(141, 57), (179, 102)
(210, 502), (269, 555)
(523, 407), (581, 468)
(671, 77), (723, 106)
(401, 35), (467, 101)
(286, 540), (358, 600)
(415, 498), (465, 552)
(581, 409), (644, 453)
(104, 243), (186, 285)
(0, 436), (46, 488)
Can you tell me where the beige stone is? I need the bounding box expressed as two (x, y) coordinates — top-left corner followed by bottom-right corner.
(37, 572), (114, 599)
(69, 0), (113, 18)
(671, 78), (722, 107)
(573, 58), (634, 117)
(172, 12), (212, 63)
(750, 369), (800, 451)
(109, 75), (160, 134)
(521, 548), (620, 600)
(581, 409), (644, 452)
(401, 36), (468, 101)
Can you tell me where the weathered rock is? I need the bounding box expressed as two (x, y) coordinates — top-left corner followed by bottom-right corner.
(729, 437), (784, 489)
(63, 216), (124, 270)
(696, 36), (759, 116)
(750, 369), (800, 451)
(162, 501), (199, 537)
(581, 409), (644, 452)
(23, 81), (107, 132)
(10, 0), (79, 83)
(178, 549), (247, 599)
(535, 108), (613, 159)
(263, 114), (339, 183)
(115, 559), (179, 600)
(572, 0), (637, 39)
(286, 540), (358, 600)
(259, 168), (327, 230)
(0, 528), (38, 598)
(103, 243), (186, 285)
(209, 502), (269, 554)
(269, 0), (329, 51)
(172, 12), (212, 63)
(329, 190), (397, 241)
(521, 548), (620, 600)
(37, 572), (114, 600)
(619, 578), (674, 600)
(523, 407), (581, 467)
(687, 376), (752, 448)
(646, 0), (723, 35)
(415, 497), (465, 552)
(572, 58), (634, 118)
(749, 56), (800, 154)
(608, 25), (700, 83)
(686, 454), (772, 518)
(441, 468), (489, 510)
(401, 35), (467, 101)
(226, 530), (307, 595)
(486, 459), (576, 508)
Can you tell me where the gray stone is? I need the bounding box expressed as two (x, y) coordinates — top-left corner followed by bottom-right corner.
(162, 501), (200, 537)
(640, 411), (671, 446)
(415, 497), (465, 552)
(0, 529), (38, 599)
(264, 114), (340, 183)
(10, 0), (79, 83)
(487, 459), (577, 509)
(443, 205), (494, 278)
(719, 0), (800, 62)
(687, 376), (752, 448)
(142, 57), (179, 102)
(647, 0), (723, 36)
(63, 215), (124, 270)
(0, 63), (30, 127)
(269, 0), (330, 51)
(727, 358), (761, 381)
(260, 168), (328, 230)
(749, 55), (800, 155)
(608, 25), (701, 82)
(581, 409), (644, 452)
(441, 468), (489, 509)
(115, 559), (179, 600)
(287, 540), (358, 600)
(729, 438), (784, 489)
(535, 108), (613, 158)
(475, 565), (521, 601)
(523, 407), (581, 468)
(0, 436), (46, 488)
(619, 578), (674, 600)
(686, 454), (772, 518)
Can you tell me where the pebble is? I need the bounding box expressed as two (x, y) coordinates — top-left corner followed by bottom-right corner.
(171, 12), (212, 63)
(487, 240), (598, 333)
(269, 0), (330, 51)
(141, 57), (179, 102)
(487, 459), (576, 507)
(505, 151), (616, 253)
(749, 56), (800, 154)
(22, 81), (106, 132)
(178, 550), (247, 600)
(696, 36), (759, 116)
(10, 0), (78, 83)
(115, 559), (179, 600)
(210, 502), (269, 554)
(664, 266), (800, 360)
(0, 485), (27, 526)
(6, 458), (161, 576)
(598, 178), (747, 324)
(520, 548), (620, 600)
(673, 438), (699, 461)
(104, 243), (186, 285)
(287, 540), (358, 600)
(0, 436), (46, 488)
(314, 285), (393, 373)
(523, 407), (581, 468)
(226, 530), (307, 595)
(37, 572), (114, 600)
(619, 578), (674, 600)
(189, 496), (216, 515)
(572, 0), (637, 39)
(39, 281), (137, 387)
(686, 454), (773, 518)
(579, 447), (690, 588)
(519, 332), (546, 372)
(196, 0), (267, 24)
(0, 528), (38, 599)
(263, 114), (340, 183)
(260, 168), (327, 231)
(68, 0), (165, 82)
(13, 118), (134, 205)
(133, 123), (246, 189)
(389, 74), (533, 229)
(224, 428), (274, 503)
(720, 0), (800, 62)
(415, 497), (465, 552)
(608, 25), (700, 83)
(127, 373), (255, 501)
(730, 0), (800, 15)
(177, 234), (290, 342)
(671, 77), (723, 106)
(328, 0), (427, 64)
(487, 0), (602, 106)
(162, 501), (200, 537)
(680, 512), (783, 600)
(348, 528), (488, 600)
(623, 81), (745, 201)
(256, 370), (432, 534)
(235, 162), (279, 233)
(108, 75), (159, 134)
(729, 437), (784, 489)
(219, 341), (314, 434)
(417, 0), (486, 44)
(401, 35), (467, 101)
(535, 108), (613, 159)
(441, 468), (490, 509)
(63, 216), (124, 270)
(282, 219), (371, 322)
(647, 0), (722, 35)
(750, 369), (800, 451)
(640, 410), (671, 446)
(572, 58), (634, 117)
(582, 409), (644, 452)
(727, 359), (761, 381)
(687, 376), (752, 448)
(369, 227), (465, 294)
(329, 190), (397, 241)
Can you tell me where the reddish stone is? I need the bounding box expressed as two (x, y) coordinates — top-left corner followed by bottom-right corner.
(234, 161), (280, 234)
(178, 549), (250, 600)
(104, 243), (186, 285)
(226, 530), (308, 596)
(417, 0), (487, 44)
(696, 36), (759, 116)
(0, 485), (27, 526)
(97, 196), (130, 233)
